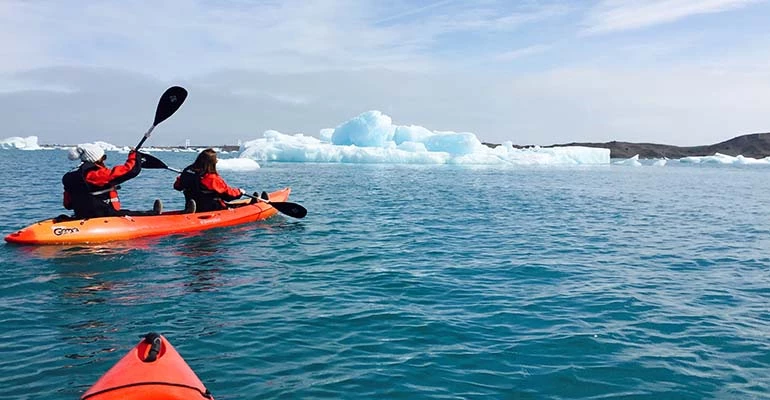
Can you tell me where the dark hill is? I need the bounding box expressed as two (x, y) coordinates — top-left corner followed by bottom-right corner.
(485, 132), (770, 159)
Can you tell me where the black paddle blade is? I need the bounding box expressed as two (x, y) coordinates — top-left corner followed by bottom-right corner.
(139, 152), (169, 169)
(153, 86), (188, 126)
(268, 201), (307, 219)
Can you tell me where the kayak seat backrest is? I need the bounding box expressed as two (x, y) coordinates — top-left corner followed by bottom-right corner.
(184, 199), (197, 214)
(52, 214), (75, 223)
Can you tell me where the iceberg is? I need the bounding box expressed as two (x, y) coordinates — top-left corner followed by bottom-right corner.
(1, 136), (42, 150)
(679, 152), (770, 165)
(240, 111), (610, 165)
(613, 154), (642, 167)
(218, 157), (260, 171)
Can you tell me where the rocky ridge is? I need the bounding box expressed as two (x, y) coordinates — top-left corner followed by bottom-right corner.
(484, 132), (770, 159)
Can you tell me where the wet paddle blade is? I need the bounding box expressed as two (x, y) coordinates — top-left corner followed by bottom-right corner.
(243, 193), (307, 219)
(269, 201), (307, 219)
(136, 86), (188, 151)
(139, 152), (169, 169)
(154, 86), (188, 126)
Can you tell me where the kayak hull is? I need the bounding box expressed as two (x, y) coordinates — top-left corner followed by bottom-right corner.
(81, 333), (212, 400)
(5, 188), (290, 245)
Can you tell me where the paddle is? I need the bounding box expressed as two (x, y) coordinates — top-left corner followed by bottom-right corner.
(139, 152), (307, 219)
(139, 152), (174, 170)
(135, 86), (188, 151)
(242, 192), (308, 219)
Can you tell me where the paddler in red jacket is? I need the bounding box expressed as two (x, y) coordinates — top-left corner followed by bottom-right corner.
(62, 144), (160, 218)
(173, 148), (246, 212)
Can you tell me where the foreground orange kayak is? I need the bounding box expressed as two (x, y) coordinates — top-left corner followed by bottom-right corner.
(5, 188), (290, 245)
(82, 333), (213, 400)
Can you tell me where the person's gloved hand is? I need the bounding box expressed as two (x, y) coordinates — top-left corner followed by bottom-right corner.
(124, 149), (142, 169)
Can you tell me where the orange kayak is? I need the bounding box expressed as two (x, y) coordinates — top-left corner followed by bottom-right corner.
(5, 188), (290, 245)
(82, 333), (213, 400)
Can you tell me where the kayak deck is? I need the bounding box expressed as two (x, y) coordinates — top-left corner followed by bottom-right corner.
(4, 187), (290, 245)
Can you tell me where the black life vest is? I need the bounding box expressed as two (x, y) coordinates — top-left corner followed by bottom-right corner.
(62, 162), (120, 218)
(178, 167), (224, 212)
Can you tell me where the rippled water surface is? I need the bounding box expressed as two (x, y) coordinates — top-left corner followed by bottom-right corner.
(1, 150), (769, 399)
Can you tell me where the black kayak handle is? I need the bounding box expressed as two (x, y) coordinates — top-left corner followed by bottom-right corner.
(141, 332), (162, 362)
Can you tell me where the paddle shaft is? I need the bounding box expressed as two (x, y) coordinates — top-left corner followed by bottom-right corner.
(135, 127), (155, 151)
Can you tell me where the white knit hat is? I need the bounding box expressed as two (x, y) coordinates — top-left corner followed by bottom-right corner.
(67, 144), (105, 163)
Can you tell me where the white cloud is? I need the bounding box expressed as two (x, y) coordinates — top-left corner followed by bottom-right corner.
(0, 0), (569, 77)
(373, 0), (458, 24)
(493, 45), (551, 61)
(514, 64), (770, 144)
(3, 62), (770, 147)
(0, 0), (437, 76)
(583, 0), (762, 34)
(1, 0), (769, 148)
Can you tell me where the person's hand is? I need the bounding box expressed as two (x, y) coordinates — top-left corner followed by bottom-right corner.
(239, 188), (246, 195)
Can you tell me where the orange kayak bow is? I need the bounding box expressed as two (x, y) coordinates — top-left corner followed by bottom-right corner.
(82, 333), (212, 400)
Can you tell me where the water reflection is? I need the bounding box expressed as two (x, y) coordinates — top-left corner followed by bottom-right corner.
(14, 238), (159, 260)
(253, 218), (307, 235)
(172, 229), (236, 293)
(62, 320), (118, 361)
(62, 278), (119, 305)
(185, 268), (222, 293)
(58, 282), (122, 361)
(174, 230), (230, 258)
(39, 220), (291, 358)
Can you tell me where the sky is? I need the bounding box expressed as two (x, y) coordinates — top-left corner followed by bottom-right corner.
(1, 0), (770, 147)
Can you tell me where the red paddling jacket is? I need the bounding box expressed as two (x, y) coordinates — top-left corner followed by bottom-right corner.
(174, 167), (242, 212)
(62, 151), (142, 218)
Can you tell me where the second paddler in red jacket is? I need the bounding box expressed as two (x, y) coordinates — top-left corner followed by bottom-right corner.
(62, 144), (160, 218)
(173, 148), (246, 212)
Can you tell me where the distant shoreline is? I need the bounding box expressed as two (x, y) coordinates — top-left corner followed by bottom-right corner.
(38, 131), (770, 159)
(483, 132), (770, 159)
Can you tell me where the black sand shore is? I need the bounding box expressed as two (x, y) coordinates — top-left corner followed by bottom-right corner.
(484, 132), (770, 159)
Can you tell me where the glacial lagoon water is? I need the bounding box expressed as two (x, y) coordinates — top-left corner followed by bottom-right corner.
(1, 149), (769, 399)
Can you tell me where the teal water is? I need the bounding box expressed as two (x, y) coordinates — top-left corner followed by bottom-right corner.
(1, 150), (769, 399)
